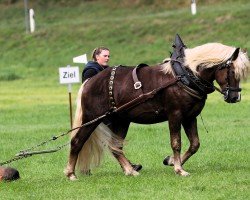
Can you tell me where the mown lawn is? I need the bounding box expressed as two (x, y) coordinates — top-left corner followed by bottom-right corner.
(0, 80), (249, 199)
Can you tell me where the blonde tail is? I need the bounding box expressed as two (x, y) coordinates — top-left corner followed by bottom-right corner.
(71, 81), (123, 175)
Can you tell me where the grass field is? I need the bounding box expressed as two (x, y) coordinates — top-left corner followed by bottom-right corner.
(0, 1), (249, 199)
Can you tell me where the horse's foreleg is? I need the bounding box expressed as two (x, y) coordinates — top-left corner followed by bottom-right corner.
(181, 118), (200, 165)
(64, 124), (98, 180)
(167, 118), (190, 176)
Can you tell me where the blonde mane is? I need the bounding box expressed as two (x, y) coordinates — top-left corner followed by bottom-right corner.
(162, 43), (250, 79)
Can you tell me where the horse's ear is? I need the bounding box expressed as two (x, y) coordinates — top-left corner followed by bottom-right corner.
(242, 48), (247, 53)
(231, 48), (240, 61)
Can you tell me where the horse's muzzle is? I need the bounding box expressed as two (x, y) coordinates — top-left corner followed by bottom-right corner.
(224, 88), (241, 103)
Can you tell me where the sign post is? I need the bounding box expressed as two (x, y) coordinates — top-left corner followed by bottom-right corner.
(59, 65), (80, 128)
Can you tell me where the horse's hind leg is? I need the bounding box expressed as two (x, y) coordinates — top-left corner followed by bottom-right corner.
(108, 119), (140, 176)
(64, 123), (98, 180)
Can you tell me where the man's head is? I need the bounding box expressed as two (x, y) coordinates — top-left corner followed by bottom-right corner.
(0, 166), (20, 181)
(92, 47), (110, 67)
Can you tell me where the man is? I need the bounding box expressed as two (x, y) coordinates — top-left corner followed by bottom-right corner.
(0, 166), (20, 181)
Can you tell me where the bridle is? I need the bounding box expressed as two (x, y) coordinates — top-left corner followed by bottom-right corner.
(216, 58), (242, 101)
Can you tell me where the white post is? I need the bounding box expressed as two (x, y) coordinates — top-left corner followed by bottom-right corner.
(191, 0), (197, 15)
(29, 8), (35, 33)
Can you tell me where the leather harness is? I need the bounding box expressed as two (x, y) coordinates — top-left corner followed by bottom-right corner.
(108, 64), (179, 113)
(107, 34), (216, 113)
(170, 34), (215, 99)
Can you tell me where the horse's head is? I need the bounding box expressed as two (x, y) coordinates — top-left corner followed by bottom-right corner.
(215, 48), (242, 103)
(184, 43), (250, 103)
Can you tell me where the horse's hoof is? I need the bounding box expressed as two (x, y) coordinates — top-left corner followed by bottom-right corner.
(163, 156), (170, 165)
(175, 169), (190, 177)
(163, 156), (174, 166)
(182, 171), (190, 177)
(64, 169), (78, 180)
(131, 164), (142, 172)
(69, 174), (78, 181)
(125, 170), (139, 176)
(132, 170), (140, 176)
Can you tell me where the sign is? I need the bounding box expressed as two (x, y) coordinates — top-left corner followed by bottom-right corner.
(73, 54), (88, 64)
(59, 66), (80, 84)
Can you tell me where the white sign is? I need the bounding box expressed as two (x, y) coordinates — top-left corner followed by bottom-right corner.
(73, 54), (88, 64)
(59, 66), (80, 84)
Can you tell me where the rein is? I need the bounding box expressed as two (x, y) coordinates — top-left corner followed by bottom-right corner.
(114, 77), (179, 112)
(0, 112), (109, 166)
(0, 68), (179, 166)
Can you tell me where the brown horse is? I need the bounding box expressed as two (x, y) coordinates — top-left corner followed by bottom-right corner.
(64, 38), (249, 180)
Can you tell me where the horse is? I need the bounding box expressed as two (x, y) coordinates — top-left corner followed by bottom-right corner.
(64, 36), (249, 180)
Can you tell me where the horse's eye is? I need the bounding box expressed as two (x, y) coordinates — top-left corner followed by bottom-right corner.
(230, 71), (235, 75)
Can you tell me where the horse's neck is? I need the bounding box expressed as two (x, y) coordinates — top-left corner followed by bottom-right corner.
(197, 67), (216, 83)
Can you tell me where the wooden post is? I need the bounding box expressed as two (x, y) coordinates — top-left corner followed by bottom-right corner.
(67, 64), (73, 129)
(68, 87), (73, 129)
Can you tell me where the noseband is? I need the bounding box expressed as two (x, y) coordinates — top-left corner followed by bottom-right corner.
(217, 59), (242, 100)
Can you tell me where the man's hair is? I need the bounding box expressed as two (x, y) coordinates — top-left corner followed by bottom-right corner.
(91, 47), (110, 61)
(2, 167), (20, 181)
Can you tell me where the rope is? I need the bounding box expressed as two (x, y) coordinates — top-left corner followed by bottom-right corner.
(0, 112), (109, 166)
(200, 114), (209, 134)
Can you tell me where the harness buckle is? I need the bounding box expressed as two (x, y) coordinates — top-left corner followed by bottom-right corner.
(134, 81), (142, 90)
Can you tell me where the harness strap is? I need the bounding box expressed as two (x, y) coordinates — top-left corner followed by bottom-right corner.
(132, 63), (148, 90)
(109, 66), (119, 110)
(177, 82), (204, 100)
(114, 77), (179, 113)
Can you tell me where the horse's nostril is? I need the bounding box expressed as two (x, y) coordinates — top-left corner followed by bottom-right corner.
(231, 97), (239, 103)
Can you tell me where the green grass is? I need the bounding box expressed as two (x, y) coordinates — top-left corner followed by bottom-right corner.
(0, 1), (250, 199)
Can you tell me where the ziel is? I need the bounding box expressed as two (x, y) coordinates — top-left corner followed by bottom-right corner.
(63, 71), (76, 78)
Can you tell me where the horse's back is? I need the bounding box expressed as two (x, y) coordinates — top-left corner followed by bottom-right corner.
(112, 65), (168, 106)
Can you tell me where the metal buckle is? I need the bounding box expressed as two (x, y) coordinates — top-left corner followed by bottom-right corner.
(134, 81), (142, 89)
